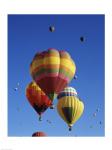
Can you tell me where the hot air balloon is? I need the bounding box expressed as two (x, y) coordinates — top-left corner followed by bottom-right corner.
(96, 108), (100, 112)
(99, 121), (102, 125)
(49, 26), (55, 32)
(80, 36), (85, 42)
(26, 82), (52, 121)
(57, 87), (84, 131)
(74, 75), (77, 80)
(30, 48), (76, 103)
(93, 112), (96, 117)
(32, 131), (46, 137)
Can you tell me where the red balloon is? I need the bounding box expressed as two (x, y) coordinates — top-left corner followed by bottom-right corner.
(32, 131), (47, 137)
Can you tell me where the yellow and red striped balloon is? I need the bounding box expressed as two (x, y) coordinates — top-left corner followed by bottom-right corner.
(30, 48), (76, 102)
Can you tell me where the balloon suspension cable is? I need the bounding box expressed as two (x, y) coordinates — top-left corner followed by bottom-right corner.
(69, 126), (72, 131)
(39, 115), (42, 121)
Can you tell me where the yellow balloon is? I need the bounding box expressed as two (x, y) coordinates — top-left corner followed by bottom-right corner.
(57, 87), (84, 130)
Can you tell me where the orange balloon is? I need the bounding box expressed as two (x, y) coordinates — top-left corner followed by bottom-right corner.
(26, 82), (52, 120)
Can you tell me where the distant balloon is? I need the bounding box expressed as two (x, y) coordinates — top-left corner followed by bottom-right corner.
(80, 36), (85, 42)
(26, 82), (52, 121)
(57, 87), (84, 131)
(49, 26), (55, 32)
(96, 108), (100, 112)
(74, 75), (77, 79)
(14, 87), (18, 91)
(14, 82), (20, 91)
(32, 131), (46, 137)
(93, 112), (96, 117)
(99, 121), (102, 125)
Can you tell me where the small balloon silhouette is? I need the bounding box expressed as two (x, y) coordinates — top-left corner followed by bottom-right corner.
(80, 36), (85, 42)
(49, 26), (55, 32)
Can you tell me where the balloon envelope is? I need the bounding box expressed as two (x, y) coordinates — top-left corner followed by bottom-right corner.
(49, 26), (55, 32)
(80, 36), (85, 42)
(26, 82), (52, 119)
(30, 48), (76, 102)
(57, 87), (84, 130)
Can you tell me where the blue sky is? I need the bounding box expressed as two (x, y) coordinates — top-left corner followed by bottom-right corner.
(8, 15), (104, 137)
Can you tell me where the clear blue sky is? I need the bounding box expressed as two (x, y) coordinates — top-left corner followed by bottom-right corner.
(8, 15), (104, 137)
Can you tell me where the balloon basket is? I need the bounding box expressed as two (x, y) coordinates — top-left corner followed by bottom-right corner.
(39, 116), (42, 121)
(50, 104), (55, 109)
(69, 126), (72, 131)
